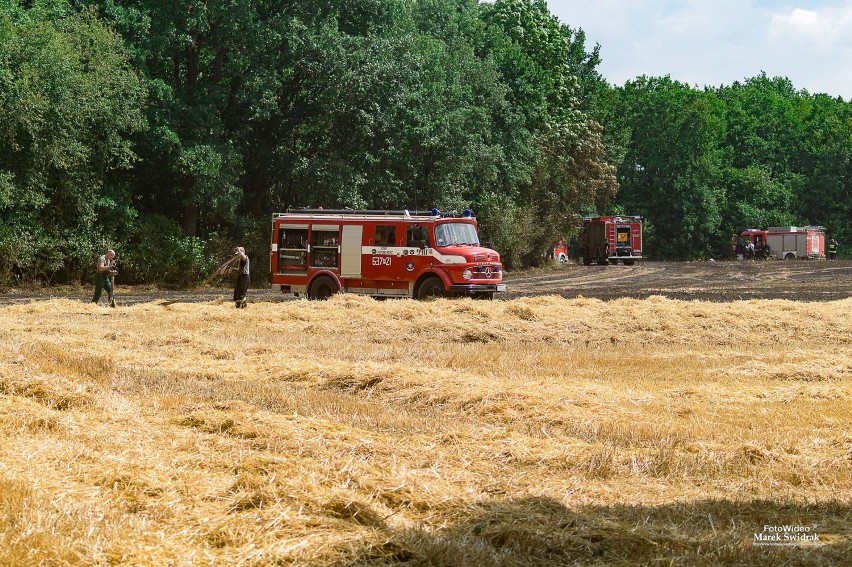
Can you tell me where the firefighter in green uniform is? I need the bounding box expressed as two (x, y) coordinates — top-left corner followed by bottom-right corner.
(828, 238), (838, 260)
(92, 249), (117, 306)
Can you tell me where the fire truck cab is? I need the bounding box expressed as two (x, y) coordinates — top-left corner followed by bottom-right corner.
(578, 216), (643, 266)
(271, 209), (506, 300)
(734, 229), (770, 259)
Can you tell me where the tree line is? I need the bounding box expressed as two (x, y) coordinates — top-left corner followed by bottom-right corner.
(1, 0), (849, 285)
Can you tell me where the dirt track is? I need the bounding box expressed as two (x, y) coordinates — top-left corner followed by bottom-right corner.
(1, 260), (851, 305)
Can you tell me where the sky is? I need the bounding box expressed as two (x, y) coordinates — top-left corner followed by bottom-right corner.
(546, 0), (852, 100)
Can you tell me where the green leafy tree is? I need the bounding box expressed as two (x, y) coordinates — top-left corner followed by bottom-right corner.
(717, 165), (798, 243)
(617, 77), (726, 259)
(719, 74), (808, 174)
(797, 93), (852, 251)
(477, 0), (618, 265)
(102, 0), (245, 237)
(712, 74), (809, 254)
(0, 1), (144, 282)
(230, 0), (528, 219)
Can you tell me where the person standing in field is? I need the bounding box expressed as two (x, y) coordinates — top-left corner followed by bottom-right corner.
(828, 238), (838, 260)
(92, 249), (117, 307)
(232, 246), (250, 308)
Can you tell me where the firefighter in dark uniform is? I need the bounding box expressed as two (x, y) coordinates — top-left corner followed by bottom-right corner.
(232, 247), (250, 308)
(828, 238), (838, 260)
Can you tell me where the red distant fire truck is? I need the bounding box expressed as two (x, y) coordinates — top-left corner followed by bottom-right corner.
(735, 226), (825, 260)
(552, 237), (569, 264)
(270, 209), (506, 299)
(578, 215), (643, 265)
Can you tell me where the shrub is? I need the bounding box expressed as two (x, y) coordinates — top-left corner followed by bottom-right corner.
(118, 215), (218, 285)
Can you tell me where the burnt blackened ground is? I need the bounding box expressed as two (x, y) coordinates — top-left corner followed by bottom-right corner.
(1, 260), (851, 305)
(503, 259), (852, 302)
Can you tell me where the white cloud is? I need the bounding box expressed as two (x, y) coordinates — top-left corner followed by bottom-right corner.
(545, 0), (852, 99)
(657, 0), (752, 39)
(768, 5), (852, 49)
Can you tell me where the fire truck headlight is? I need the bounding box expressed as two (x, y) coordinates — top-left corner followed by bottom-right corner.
(462, 269), (472, 280)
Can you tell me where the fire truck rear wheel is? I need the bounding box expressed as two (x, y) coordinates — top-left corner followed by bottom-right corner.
(784, 253), (795, 260)
(308, 276), (337, 300)
(416, 277), (445, 300)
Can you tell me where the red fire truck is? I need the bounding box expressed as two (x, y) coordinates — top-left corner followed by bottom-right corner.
(735, 226), (825, 260)
(552, 238), (569, 264)
(270, 209), (506, 299)
(578, 215), (643, 265)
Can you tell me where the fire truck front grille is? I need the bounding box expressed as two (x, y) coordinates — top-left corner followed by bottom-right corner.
(473, 265), (500, 278)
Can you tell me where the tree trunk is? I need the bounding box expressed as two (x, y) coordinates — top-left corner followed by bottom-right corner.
(212, 47), (226, 85)
(182, 203), (198, 236)
(249, 171), (269, 218)
(186, 34), (200, 93)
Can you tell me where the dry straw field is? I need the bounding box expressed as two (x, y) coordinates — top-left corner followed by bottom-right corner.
(1, 294), (850, 565)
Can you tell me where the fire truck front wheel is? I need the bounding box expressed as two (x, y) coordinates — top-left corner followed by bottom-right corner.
(308, 275), (338, 300)
(416, 276), (445, 300)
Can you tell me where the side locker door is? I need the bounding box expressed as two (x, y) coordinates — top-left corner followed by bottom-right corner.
(341, 224), (363, 278)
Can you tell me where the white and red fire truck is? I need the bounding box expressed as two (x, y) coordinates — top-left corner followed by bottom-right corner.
(735, 226), (825, 260)
(578, 215), (643, 266)
(270, 209), (506, 299)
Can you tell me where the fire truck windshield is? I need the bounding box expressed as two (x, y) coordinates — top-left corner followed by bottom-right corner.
(435, 222), (480, 247)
